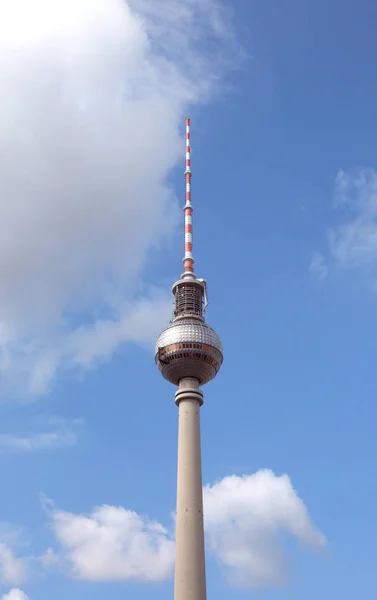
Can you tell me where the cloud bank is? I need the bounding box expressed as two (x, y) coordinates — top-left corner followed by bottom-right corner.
(46, 470), (325, 587)
(0, 0), (234, 397)
(2, 590), (29, 600)
(0, 524), (30, 589)
(0, 545), (28, 588)
(49, 503), (175, 582)
(203, 470), (326, 587)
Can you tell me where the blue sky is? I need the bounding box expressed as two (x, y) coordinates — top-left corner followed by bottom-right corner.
(0, 1), (376, 599)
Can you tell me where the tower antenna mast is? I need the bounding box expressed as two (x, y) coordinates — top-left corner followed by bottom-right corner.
(183, 117), (194, 277)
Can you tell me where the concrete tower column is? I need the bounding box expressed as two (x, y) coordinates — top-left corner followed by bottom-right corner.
(174, 377), (206, 600)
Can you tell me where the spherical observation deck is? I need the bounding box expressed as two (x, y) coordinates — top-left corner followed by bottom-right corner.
(155, 318), (223, 386)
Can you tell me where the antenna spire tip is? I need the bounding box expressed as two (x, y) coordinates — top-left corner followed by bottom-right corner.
(183, 117), (193, 275)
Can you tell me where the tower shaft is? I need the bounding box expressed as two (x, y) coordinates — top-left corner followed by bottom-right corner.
(174, 377), (206, 600)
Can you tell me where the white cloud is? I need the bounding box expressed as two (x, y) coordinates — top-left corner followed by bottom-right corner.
(313, 168), (377, 278)
(38, 547), (59, 569)
(0, 545), (28, 588)
(0, 418), (83, 452)
(46, 470), (325, 587)
(309, 251), (328, 282)
(203, 470), (326, 588)
(49, 503), (175, 582)
(0, 0), (235, 397)
(26, 293), (173, 396)
(329, 168), (377, 269)
(0, 524), (29, 588)
(2, 590), (29, 600)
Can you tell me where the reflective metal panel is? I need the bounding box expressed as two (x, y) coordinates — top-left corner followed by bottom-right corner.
(155, 319), (223, 385)
(155, 320), (223, 355)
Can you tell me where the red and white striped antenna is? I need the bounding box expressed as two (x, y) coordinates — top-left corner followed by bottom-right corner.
(183, 117), (194, 278)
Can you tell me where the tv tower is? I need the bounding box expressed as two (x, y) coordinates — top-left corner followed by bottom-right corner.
(155, 118), (223, 600)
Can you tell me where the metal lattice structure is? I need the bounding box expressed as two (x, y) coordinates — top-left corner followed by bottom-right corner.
(173, 279), (203, 319)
